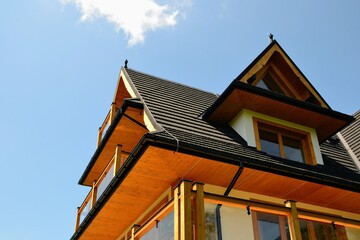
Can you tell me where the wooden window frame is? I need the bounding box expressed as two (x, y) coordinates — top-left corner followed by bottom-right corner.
(253, 117), (317, 165)
(252, 210), (290, 240)
(299, 218), (349, 240)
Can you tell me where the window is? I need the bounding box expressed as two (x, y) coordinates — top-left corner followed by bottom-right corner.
(252, 211), (349, 240)
(299, 219), (348, 240)
(256, 73), (285, 95)
(252, 211), (290, 240)
(254, 118), (316, 165)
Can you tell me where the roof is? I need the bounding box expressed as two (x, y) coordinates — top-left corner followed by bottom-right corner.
(340, 110), (360, 164)
(125, 68), (360, 189)
(201, 40), (354, 142)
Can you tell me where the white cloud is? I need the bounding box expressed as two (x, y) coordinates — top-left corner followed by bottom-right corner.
(61, 0), (190, 46)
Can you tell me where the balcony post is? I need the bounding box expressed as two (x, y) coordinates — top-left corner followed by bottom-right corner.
(193, 182), (205, 240)
(91, 180), (97, 208)
(131, 225), (140, 240)
(97, 127), (102, 147)
(109, 102), (116, 123)
(174, 180), (192, 240)
(114, 144), (123, 177)
(285, 200), (302, 240)
(75, 207), (80, 231)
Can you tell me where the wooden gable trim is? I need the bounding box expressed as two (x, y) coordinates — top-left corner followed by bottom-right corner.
(112, 67), (139, 108)
(236, 42), (329, 108)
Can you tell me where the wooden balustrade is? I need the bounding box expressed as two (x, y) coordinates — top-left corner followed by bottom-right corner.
(75, 145), (123, 231)
(97, 102), (118, 147)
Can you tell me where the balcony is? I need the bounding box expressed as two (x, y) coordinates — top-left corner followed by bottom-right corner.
(97, 103), (118, 147)
(75, 145), (125, 231)
(80, 99), (146, 187)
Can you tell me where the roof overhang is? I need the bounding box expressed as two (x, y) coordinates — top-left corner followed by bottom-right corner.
(79, 99), (147, 186)
(72, 136), (360, 240)
(203, 82), (354, 142)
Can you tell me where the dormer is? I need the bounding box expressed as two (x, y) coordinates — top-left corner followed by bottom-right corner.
(203, 40), (354, 165)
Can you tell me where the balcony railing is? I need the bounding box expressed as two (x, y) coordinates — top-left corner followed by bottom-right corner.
(75, 145), (124, 231)
(97, 102), (118, 147)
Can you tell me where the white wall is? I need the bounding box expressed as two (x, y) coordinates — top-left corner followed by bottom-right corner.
(205, 203), (255, 240)
(221, 205), (255, 240)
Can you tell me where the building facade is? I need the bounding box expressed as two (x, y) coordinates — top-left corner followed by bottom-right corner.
(71, 41), (360, 240)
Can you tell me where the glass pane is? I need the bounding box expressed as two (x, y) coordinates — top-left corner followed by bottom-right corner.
(259, 130), (281, 157)
(257, 74), (284, 94)
(158, 211), (174, 240)
(256, 79), (270, 90)
(97, 163), (115, 200)
(80, 199), (91, 224)
(140, 211), (174, 240)
(205, 211), (217, 240)
(299, 219), (346, 240)
(299, 220), (310, 240)
(257, 212), (284, 240)
(283, 136), (305, 163)
(313, 222), (337, 240)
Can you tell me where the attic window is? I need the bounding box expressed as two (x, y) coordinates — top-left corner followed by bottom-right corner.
(253, 118), (316, 165)
(256, 73), (284, 95)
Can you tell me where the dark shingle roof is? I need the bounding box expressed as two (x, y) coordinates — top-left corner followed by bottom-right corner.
(321, 136), (358, 172)
(341, 110), (360, 162)
(125, 68), (360, 184)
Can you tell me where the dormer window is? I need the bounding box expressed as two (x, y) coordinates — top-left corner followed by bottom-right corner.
(253, 118), (316, 165)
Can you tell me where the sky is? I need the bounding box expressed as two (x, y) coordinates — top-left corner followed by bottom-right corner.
(1, 1), (360, 239)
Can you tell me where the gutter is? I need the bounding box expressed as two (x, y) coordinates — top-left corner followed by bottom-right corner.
(145, 132), (360, 192)
(71, 130), (360, 239)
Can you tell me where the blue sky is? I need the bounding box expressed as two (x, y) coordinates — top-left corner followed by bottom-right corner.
(1, 1), (360, 239)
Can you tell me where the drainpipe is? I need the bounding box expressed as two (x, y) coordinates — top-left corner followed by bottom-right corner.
(215, 161), (244, 240)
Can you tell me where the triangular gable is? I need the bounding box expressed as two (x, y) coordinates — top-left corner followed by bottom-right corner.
(202, 41), (354, 142)
(235, 40), (329, 108)
(112, 67), (139, 108)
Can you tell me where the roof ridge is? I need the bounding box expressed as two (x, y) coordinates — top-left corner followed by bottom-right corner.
(125, 67), (220, 97)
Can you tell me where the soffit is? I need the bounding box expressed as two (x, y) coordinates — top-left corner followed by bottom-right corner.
(77, 146), (360, 240)
(81, 106), (148, 186)
(206, 82), (353, 142)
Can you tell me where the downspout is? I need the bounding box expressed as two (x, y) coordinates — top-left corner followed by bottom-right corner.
(216, 161), (244, 240)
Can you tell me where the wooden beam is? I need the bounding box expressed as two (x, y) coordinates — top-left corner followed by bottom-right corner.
(91, 180), (97, 208)
(110, 102), (116, 123)
(97, 127), (102, 147)
(204, 192), (290, 215)
(174, 185), (180, 240)
(131, 225), (140, 240)
(285, 200), (302, 240)
(180, 180), (192, 240)
(298, 211), (360, 229)
(114, 144), (122, 176)
(75, 207), (80, 231)
(193, 183), (205, 240)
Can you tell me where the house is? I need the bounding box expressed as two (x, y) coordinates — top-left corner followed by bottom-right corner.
(71, 40), (360, 240)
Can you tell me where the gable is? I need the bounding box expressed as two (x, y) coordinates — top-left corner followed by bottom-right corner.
(235, 41), (329, 108)
(202, 41), (354, 143)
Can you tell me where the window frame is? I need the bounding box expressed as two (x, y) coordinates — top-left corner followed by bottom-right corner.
(253, 117), (316, 165)
(252, 210), (290, 240)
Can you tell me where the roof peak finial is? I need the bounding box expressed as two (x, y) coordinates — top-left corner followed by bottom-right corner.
(269, 33), (274, 43)
(124, 59), (128, 69)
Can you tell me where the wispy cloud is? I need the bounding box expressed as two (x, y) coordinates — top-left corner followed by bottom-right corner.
(61, 0), (191, 46)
